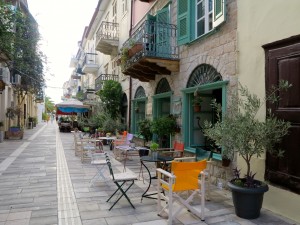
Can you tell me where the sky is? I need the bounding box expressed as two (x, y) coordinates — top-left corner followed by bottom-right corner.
(27, 0), (99, 104)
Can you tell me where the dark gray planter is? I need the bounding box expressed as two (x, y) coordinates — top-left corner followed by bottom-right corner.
(227, 179), (269, 219)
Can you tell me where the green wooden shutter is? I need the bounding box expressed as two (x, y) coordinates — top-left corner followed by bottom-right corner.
(213, 0), (226, 27)
(177, 0), (190, 45)
(156, 7), (170, 57)
(156, 7), (169, 23)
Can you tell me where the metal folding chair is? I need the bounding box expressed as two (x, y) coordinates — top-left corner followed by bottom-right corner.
(105, 155), (138, 210)
(90, 151), (108, 186)
(157, 160), (207, 224)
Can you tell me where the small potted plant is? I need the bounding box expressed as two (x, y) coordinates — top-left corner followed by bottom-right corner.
(150, 141), (159, 158)
(204, 80), (291, 219)
(137, 119), (153, 147)
(192, 96), (203, 112)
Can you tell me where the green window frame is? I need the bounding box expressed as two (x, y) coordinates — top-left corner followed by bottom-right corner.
(177, 0), (226, 45)
(182, 80), (228, 160)
(131, 86), (147, 135)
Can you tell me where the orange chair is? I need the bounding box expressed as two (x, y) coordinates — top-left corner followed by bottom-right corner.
(157, 160), (207, 224)
(158, 141), (185, 158)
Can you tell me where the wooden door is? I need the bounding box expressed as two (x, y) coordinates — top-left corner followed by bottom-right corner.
(264, 35), (300, 194)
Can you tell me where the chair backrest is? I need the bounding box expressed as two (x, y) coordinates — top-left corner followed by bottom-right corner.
(105, 155), (115, 180)
(174, 142), (184, 151)
(172, 141), (184, 158)
(125, 133), (134, 145)
(171, 160), (207, 192)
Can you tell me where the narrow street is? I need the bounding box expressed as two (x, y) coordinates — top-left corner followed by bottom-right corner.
(0, 124), (298, 225)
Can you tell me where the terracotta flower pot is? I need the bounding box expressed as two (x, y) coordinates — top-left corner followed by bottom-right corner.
(128, 43), (143, 58)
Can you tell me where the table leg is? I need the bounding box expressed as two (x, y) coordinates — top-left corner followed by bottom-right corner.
(141, 160), (160, 202)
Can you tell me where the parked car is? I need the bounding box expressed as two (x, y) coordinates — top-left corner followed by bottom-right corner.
(58, 117), (72, 132)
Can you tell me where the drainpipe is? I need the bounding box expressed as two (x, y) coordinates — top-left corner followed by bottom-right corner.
(128, 0), (134, 132)
(128, 77), (132, 132)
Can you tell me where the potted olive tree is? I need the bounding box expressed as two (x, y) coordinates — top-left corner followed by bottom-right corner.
(137, 119), (153, 147)
(151, 115), (177, 148)
(5, 106), (24, 139)
(204, 81), (291, 219)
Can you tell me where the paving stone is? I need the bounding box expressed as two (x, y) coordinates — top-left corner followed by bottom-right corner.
(0, 213), (8, 222)
(5, 218), (30, 225)
(82, 218), (108, 225)
(6, 211), (31, 220)
(31, 208), (58, 218)
(105, 214), (139, 225)
(29, 215), (57, 225)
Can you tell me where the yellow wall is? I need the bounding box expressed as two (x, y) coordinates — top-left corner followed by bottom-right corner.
(237, 0), (300, 222)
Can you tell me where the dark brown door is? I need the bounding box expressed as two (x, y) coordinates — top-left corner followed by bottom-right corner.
(264, 35), (300, 194)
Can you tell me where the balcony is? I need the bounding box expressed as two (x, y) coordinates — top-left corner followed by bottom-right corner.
(96, 21), (119, 56)
(35, 90), (44, 103)
(120, 20), (179, 82)
(82, 53), (99, 74)
(71, 71), (81, 79)
(69, 57), (78, 68)
(95, 74), (119, 92)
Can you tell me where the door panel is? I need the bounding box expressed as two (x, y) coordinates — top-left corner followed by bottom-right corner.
(156, 7), (170, 57)
(264, 38), (300, 194)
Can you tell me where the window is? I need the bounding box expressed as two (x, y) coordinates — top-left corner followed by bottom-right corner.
(112, 1), (117, 23)
(122, 0), (127, 15)
(196, 0), (213, 37)
(177, 0), (226, 45)
(104, 63), (108, 74)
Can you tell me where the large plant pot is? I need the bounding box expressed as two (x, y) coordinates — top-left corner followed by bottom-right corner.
(5, 130), (24, 139)
(228, 180), (269, 219)
(222, 158), (231, 167)
(0, 131), (4, 142)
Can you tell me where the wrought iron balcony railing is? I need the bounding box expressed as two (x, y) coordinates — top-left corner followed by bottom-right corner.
(119, 20), (179, 81)
(95, 74), (119, 92)
(121, 20), (178, 66)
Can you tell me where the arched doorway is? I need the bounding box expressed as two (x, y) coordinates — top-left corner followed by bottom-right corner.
(153, 78), (172, 147)
(120, 93), (128, 131)
(131, 86), (147, 134)
(183, 64), (228, 159)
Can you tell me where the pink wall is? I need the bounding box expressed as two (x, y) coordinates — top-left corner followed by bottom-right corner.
(132, 0), (155, 29)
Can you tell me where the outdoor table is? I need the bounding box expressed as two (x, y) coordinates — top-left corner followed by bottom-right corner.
(140, 154), (174, 202)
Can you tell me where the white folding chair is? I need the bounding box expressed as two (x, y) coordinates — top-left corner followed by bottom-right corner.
(157, 160), (207, 224)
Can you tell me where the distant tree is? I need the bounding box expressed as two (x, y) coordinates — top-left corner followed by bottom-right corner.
(45, 96), (55, 113)
(97, 80), (122, 120)
(0, 0), (46, 112)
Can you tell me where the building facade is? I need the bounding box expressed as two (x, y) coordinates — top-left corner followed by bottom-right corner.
(66, 0), (300, 222)
(237, 0), (300, 222)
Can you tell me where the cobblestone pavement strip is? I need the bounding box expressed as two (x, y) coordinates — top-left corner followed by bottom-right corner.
(0, 123), (299, 225)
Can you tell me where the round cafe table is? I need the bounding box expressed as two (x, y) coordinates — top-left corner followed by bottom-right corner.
(140, 154), (174, 202)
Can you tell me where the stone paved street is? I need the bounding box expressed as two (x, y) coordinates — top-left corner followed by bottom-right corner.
(0, 123), (298, 225)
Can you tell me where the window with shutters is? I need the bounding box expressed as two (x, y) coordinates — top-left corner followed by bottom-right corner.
(177, 0), (226, 45)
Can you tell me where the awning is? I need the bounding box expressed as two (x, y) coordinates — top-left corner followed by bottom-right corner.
(55, 99), (90, 115)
